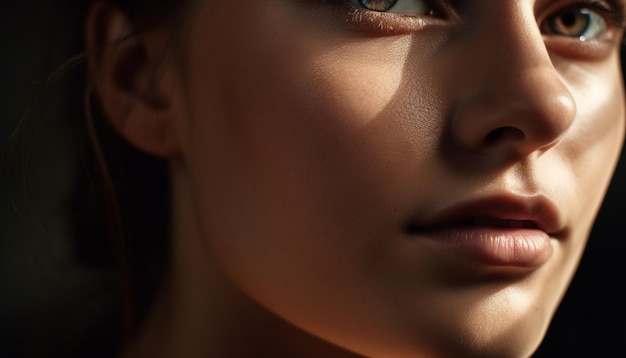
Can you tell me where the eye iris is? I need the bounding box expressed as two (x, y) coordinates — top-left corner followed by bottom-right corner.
(550, 9), (591, 37)
(358, 0), (398, 12)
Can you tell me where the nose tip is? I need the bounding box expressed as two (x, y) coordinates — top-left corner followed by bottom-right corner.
(451, 69), (577, 157)
(446, 2), (579, 161)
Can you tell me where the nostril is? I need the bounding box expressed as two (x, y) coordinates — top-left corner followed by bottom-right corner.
(484, 126), (525, 146)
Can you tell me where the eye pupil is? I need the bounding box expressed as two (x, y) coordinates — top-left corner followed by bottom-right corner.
(560, 12), (577, 28)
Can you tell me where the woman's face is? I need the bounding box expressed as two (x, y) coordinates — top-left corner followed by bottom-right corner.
(171, 0), (625, 356)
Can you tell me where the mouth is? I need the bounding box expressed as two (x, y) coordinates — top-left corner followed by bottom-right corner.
(407, 193), (561, 234)
(405, 195), (562, 268)
(433, 217), (540, 230)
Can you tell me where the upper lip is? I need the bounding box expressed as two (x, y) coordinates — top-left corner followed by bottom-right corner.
(408, 194), (563, 235)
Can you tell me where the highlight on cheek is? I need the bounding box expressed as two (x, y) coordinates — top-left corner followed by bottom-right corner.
(309, 51), (407, 125)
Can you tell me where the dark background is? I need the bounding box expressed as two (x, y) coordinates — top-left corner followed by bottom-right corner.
(1, 1), (625, 357)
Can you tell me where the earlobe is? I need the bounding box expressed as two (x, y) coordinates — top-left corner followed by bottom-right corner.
(86, 2), (179, 157)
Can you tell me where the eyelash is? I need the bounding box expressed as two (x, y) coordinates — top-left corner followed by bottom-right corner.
(338, 0), (626, 36)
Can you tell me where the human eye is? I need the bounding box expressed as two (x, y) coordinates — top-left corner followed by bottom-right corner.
(342, 0), (449, 34)
(349, 0), (429, 16)
(540, 0), (626, 58)
(544, 7), (607, 40)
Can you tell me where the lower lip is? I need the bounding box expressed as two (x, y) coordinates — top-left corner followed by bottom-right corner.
(410, 226), (553, 268)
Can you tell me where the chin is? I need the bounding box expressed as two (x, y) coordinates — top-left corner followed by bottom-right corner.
(426, 302), (552, 357)
(362, 284), (559, 358)
(383, 321), (549, 358)
(434, 325), (546, 358)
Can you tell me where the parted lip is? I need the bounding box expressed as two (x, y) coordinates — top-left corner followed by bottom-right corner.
(407, 193), (563, 235)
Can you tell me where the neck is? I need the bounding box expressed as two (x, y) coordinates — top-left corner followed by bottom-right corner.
(122, 162), (360, 358)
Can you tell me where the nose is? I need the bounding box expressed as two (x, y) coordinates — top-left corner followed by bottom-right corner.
(450, 5), (577, 159)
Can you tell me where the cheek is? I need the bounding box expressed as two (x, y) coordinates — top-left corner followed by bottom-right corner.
(177, 6), (455, 351)
(182, 4), (443, 252)
(181, 3), (416, 292)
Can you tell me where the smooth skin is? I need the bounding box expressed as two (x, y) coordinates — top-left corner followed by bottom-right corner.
(89, 0), (625, 357)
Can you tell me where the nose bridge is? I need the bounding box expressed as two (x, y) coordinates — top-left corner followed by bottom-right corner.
(481, 6), (566, 103)
(451, 3), (577, 158)
(484, 4), (550, 79)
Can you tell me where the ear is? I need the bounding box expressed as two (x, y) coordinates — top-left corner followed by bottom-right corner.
(86, 2), (180, 157)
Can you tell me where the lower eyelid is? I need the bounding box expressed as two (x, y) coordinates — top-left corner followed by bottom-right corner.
(544, 32), (619, 59)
